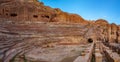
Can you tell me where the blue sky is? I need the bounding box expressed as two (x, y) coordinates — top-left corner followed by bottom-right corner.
(39, 0), (120, 25)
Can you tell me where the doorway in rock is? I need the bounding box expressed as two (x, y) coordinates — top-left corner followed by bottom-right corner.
(88, 38), (93, 43)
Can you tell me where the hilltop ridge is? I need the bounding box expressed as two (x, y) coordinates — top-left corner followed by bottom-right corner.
(0, 0), (88, 23)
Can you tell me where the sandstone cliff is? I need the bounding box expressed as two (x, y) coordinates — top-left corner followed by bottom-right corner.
(0, 0), (87, 23)
(0, 0), (120, 62)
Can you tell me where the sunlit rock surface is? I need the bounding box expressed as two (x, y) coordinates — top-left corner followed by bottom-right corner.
(0, 0), (120, 62)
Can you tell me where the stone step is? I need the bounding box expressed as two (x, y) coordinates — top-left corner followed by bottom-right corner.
(102, 43), (120, 62)
(73, 43), (94, 62)
(95, 53), (102, 62)
(0, 48), (9, 54)
(106, 49), (120, 62)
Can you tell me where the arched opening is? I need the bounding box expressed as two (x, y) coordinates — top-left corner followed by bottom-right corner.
(10, 13), (17, 17)
(33, 15), (38, 18)
(41, 15), (49, 18)
(88, 38), (93, 43)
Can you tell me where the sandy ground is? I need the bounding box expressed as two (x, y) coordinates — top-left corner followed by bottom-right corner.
(25, 44), (91, 62)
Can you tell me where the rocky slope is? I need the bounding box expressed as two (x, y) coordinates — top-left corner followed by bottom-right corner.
(0, 0), (87, 23)
(0, 0), (120, 62)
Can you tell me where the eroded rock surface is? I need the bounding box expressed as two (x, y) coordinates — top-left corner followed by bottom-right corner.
(0, 0), (120, 62)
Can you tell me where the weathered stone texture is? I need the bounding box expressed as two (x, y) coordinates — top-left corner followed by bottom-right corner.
(0, 0), (120, 62)
(0, 0), (86, 23)
(118, 26), (120, 43)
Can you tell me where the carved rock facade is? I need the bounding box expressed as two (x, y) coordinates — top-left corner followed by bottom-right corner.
(0, 0), (120, 62)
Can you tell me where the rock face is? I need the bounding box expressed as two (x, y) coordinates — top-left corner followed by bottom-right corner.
(0, 0), (120, 62)
(0, 0), (14, 4)
(118, 26), (120, 43)
(109, 23), (118, 43)
(0, 0), (86, 23)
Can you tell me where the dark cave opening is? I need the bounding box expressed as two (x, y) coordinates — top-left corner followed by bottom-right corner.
(33, 15), (38, 18)
(41, 15), (49, 18)
(10, 13), (17, 17)
(88, 38), (93, 43)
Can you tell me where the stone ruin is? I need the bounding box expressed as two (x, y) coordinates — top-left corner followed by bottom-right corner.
(0, 0), (120, 62)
